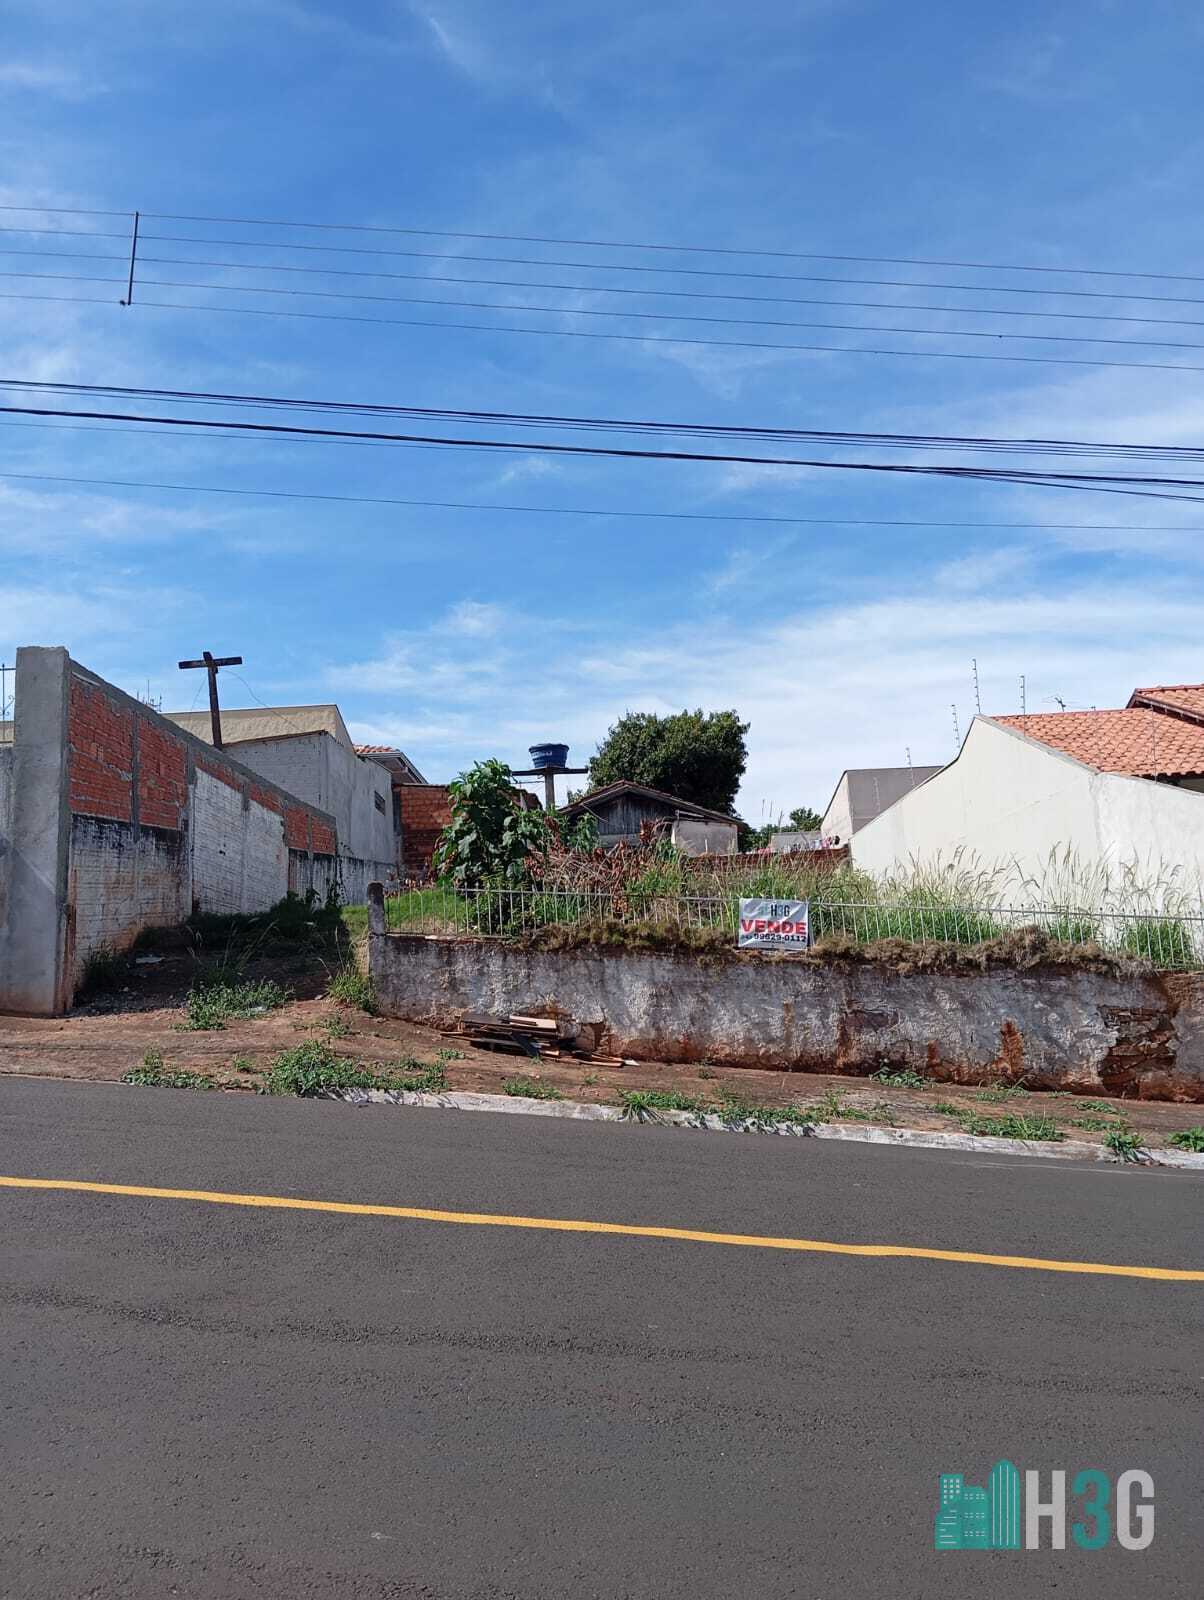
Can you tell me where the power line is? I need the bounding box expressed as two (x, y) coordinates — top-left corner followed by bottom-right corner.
(9, 377), (1204, 461)
(6, 401), (1204, 500)
(4, 467), (1201, 534)
(8, 267), (1202, 355)
(135, 206), (1204, 286)
(4, 200), (1202, 287)
(8, 289), (1204, 376)
(15, 243), (1204, 330)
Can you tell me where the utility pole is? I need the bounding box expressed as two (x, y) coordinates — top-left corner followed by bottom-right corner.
(0, 660), (10, 723)
(177, 650), (243, 749)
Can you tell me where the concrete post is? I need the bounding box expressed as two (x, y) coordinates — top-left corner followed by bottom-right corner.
(367, 881), (386, 937)
(1, 647), (72, 1014)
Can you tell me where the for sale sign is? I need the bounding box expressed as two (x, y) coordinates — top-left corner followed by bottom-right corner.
(738, 898), (810, 950)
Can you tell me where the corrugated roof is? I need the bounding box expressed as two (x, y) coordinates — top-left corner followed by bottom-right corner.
(164, 704), (353, 751)
(992, 708), (1204, 777)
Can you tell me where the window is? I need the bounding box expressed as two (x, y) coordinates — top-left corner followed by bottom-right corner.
(374, 792), (386, 814)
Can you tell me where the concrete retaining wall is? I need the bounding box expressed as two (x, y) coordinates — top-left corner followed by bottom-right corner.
(370, 931), (1204, 1101)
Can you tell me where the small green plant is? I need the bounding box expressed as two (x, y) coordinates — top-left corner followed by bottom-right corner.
(958, 1112), (1064, 1142)
(323, 1013), (354, 1038)
(581, 1072), (599, 1086)
(870, 1066), (929, 1089)
(231, 1055), (256, 1074)
(501, 1076), (565, 1100)
(122, 1050), (215, 1090)
(180, 977), (290, 1031)
(931, 1100), (967, 1117)
(1103, 1126), (1145, 1162)
(1168, 1126), (1204, 1153)
(327, 966), (376, 1013)
(697, 1066), (717, 1080)
(1072, 1117), (1116, 1132)
(617, 1088), (708, 1120)
(76, 943), (126, 999)
(1075, 1099), (1124, 1116)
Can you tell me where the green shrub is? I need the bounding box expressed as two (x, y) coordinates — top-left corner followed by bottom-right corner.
(717, 1095), (816, 1131)
(327, 966), (375, 1012)
(871, 1066), (929, 1089)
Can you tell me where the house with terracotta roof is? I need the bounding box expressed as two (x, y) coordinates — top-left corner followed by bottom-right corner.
(851, 682), (1204, 889)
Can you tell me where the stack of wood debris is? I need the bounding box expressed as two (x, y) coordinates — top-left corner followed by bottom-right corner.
(441, 1012), (629, 1067)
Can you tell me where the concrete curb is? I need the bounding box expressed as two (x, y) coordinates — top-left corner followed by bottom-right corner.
(332, 1087), (1204, 1170)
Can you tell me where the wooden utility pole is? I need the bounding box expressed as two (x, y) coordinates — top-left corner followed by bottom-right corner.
(177, 650), (243, 748)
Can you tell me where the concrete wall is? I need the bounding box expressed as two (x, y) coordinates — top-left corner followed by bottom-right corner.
(852, 718), (1204, 890)
(823, 767), (944, 842)
(0, 648), (341, 1014)
(225, 731), (396, 873)
(370, 931), (1204, 1101)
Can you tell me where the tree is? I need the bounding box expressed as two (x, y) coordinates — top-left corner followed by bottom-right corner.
(588, 709), (749, 815)
(788, 805), (823, 832)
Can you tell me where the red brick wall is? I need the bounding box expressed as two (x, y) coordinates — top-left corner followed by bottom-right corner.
(311, 818), (336, 856)
(137, 718), (188, 830)
(285, 805), (310, 850)
(68, 678), (134, 822)
(399, 784), (451, 875)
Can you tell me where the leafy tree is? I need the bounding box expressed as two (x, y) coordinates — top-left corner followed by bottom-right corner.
(588, 709), (749, 815)
(433, 759), (552, 887)
(788, 805), (823, 832)
(433, 760), (600, 887)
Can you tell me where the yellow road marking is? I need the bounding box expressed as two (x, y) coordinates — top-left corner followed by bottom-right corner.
(1, 1174), (1201, 1282)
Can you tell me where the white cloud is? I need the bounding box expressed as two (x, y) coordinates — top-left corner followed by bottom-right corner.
(324, 569), (1203, 814)
(0, 60), (102, 98)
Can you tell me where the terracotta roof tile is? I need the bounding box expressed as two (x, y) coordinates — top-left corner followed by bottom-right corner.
(1127, 684), (1204, 722)
(992, 708), (1204, 777)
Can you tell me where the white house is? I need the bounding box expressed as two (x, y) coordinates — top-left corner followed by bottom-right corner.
(852, 683), (1204, 891)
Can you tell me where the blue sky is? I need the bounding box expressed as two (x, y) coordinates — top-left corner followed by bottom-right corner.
(4, 0), (1204, 819)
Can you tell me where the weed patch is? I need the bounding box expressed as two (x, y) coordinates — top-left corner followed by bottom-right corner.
(1168, 1127), (1204, 1153)
(260, 1041), (449, 1097)
(327, 966), (376, 1012)
(1103, 1126), (1145, 1162)
(617, 1088), (709, 1120)
(870, 1066), (929, 1089)
(180, 977), (290, 1031)
(501, 1076), (565, 1100)
(957, 1112), (1064, 1142)
(122, 1050), (214, 1090)
(76, 943), (126, 1000)
(717, 1095), (816, 1131)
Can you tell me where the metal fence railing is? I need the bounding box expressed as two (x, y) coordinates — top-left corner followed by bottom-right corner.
(382, 886), (1204, 970)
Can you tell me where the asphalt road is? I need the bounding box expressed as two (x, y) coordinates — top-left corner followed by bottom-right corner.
(1, 1076), (1200, 1599)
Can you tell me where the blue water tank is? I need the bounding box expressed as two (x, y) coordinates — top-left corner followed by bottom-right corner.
(529, 742), (569, 770)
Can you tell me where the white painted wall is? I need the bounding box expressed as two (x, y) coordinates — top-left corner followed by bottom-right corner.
(228, 732), (395, 866)
(821, 774), (853, 843)
(853, 718), (1204, 894)
(191, 768), (290, 915)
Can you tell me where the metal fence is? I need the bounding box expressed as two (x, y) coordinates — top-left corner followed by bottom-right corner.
(382, 886), (1204, 970)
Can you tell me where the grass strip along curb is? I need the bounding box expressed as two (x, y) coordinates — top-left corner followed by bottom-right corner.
(328, 1085), (1204, 1170)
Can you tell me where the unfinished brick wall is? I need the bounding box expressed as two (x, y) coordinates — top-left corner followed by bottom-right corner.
(399, 785), (451, 876)
(64, 663), (338, 979)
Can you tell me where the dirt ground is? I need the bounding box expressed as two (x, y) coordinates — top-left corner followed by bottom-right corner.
(2, 944), (1202, 1153)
